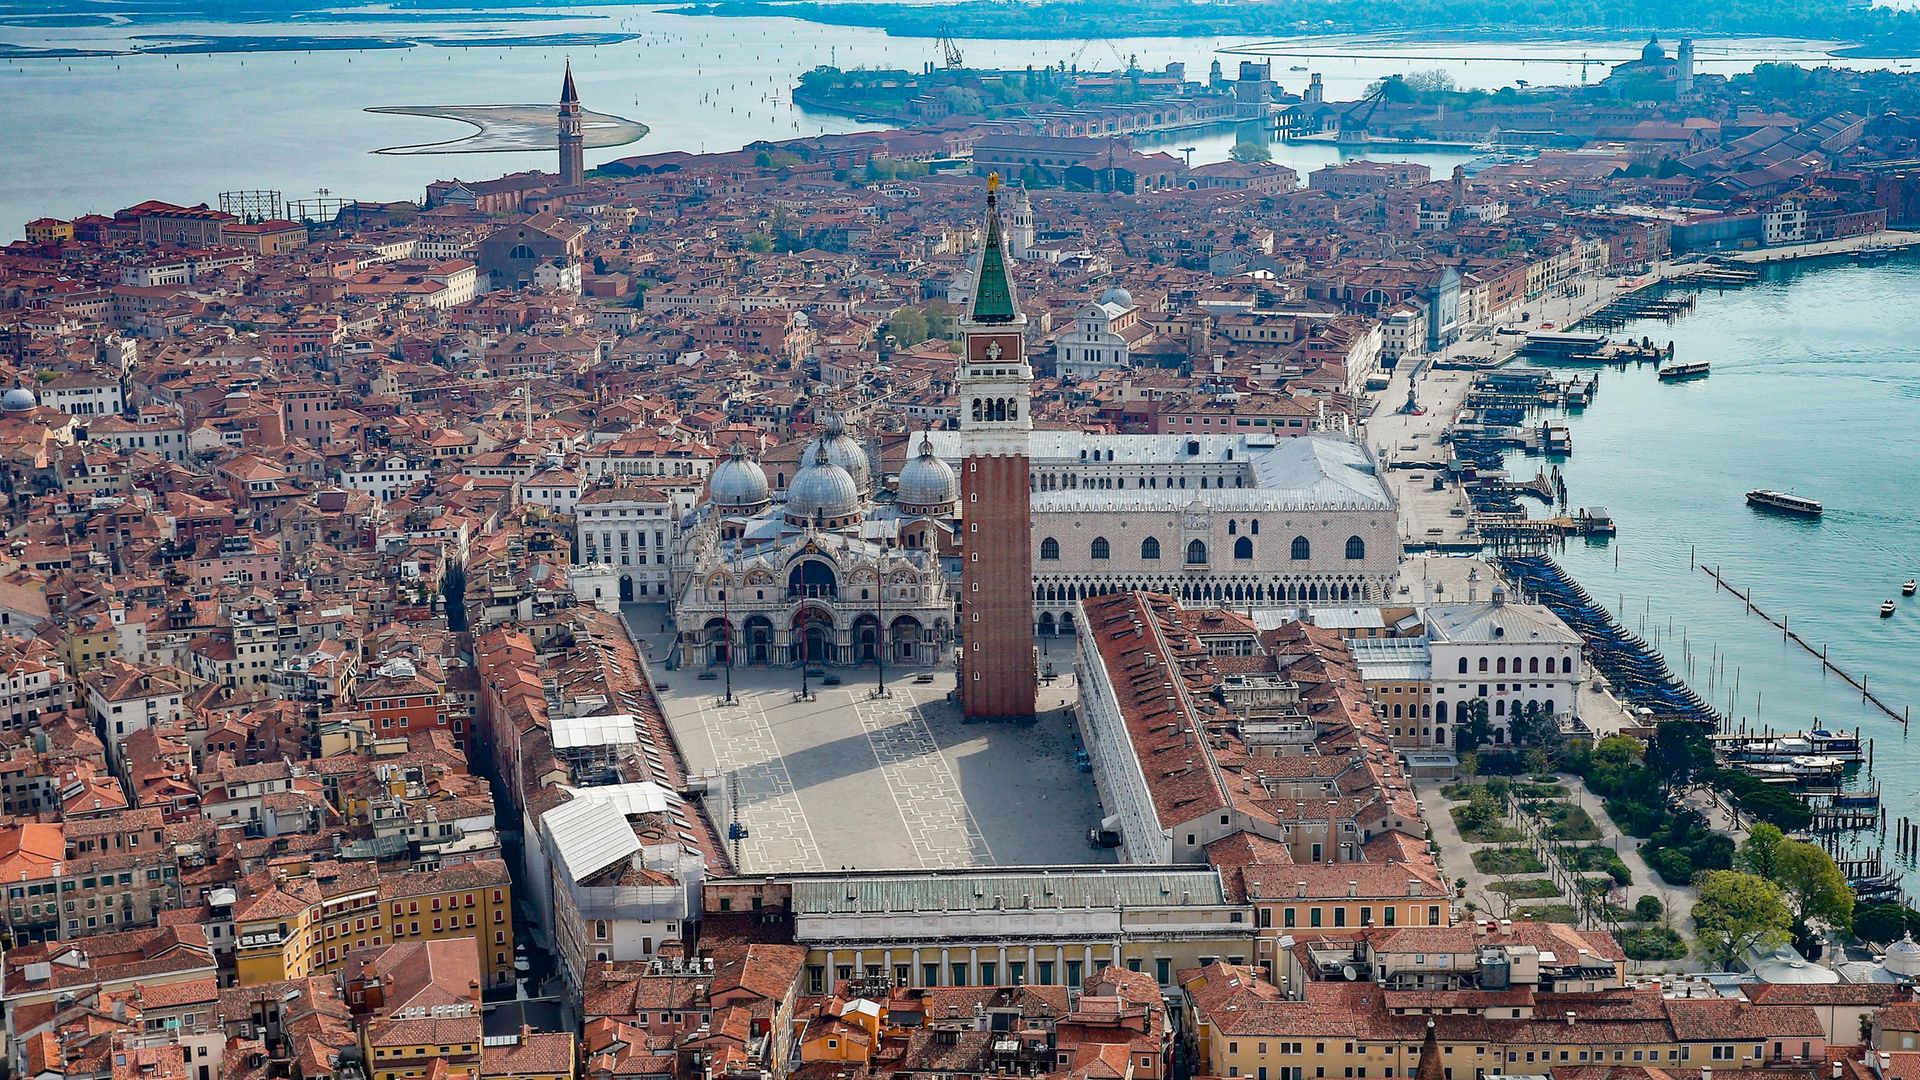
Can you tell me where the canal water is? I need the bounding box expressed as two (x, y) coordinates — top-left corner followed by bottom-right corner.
(1508, 254), (1920, 877)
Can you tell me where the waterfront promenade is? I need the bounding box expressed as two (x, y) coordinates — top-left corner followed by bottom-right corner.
(1726, 228), (1920, 263)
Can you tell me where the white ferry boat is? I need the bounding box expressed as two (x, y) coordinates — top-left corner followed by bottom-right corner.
(1746, 490), (1823, 516)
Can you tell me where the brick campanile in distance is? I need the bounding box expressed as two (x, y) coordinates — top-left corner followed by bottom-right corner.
(958, 175), (1037, 721)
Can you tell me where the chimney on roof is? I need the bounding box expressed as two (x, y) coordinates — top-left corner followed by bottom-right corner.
(1702, 1068), (1711, 1080)
(1297, 881), (1307, 898)
(1565, 1011), (1575, 1026)
(1408, 879), (1421, 897)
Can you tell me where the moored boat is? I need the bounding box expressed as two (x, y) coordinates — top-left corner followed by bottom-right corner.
(1904, 580), (1916, 596)
(1882, 599), (1897, 618)
(1747, 489), (1823, 516)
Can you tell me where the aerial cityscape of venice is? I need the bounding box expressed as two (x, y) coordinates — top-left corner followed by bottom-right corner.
(3, 2), (1920, 1080)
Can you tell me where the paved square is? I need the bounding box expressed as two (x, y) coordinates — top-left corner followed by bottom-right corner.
(624, 605), (1112, 873)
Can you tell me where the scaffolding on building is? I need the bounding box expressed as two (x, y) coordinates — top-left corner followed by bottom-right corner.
(218, 190), (284, 223)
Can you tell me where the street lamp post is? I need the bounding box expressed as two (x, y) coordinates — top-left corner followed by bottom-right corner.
(719, 586), (737, 707)
(871, 552), (891, 700)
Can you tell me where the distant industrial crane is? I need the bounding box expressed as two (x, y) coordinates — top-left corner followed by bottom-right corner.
(1337, 81), (1390, 142)
(1066, 35), (1131, 73)
(937, 29), (963, 69)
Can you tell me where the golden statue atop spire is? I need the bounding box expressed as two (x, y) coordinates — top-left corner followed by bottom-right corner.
(987, 171), (1000, 194)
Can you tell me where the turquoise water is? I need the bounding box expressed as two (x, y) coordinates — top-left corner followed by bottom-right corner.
(1511, 256), (1920, 866)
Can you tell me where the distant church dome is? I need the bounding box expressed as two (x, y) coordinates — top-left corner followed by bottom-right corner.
(785, 442), (863, 527)
(1100, 284), (1134, 308)
(1887, 932), (1920, 978)
(1642, 35), (1666, 62)
(815, 413), (872, 495)
(896, 433), (957, 513)
(709, 442), (771, 511)
(1, 387), (36, 413)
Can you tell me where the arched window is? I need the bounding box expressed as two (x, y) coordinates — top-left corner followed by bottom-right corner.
(1040, 537), (1060, 561)
(1250, 519), (1260, 535)
(1457, 658), (1468, 674)
(1227, 520), (1237, 535)
(1345, 535), (1367, 560)
(1091, 537), (1110, 560)
(1233, 537), (1253, 560)
(1186, 540), (1208, 564)
(1140, 537), (1161, 560)
(1291, 536), (1311, 561)
(972, 399), (983, 422)
(1497, 657), (1507, 674)
(509, 244), (536, 260)
(1529, 657), (1540, 674)
(1479, 657), (1489, 672)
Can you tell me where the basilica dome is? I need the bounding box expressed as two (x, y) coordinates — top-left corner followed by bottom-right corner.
(785, 443), (863, 527)
(816, 413), (872, 495)
(709, 442), (771, 511)
(1100, 284), (1134, 308)
(1, 387), (36, 413)
(896, 434), (957, 513)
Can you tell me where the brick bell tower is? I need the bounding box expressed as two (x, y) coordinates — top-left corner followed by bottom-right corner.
(558, 59), (585, 189)
(958, 175), (1037, 721)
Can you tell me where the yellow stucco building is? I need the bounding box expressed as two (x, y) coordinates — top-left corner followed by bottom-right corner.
(233, 857), (514, 988)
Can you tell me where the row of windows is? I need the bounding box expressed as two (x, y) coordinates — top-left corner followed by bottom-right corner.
(1039, 535), (1368, 562)
(1457, 655), (1573, 674)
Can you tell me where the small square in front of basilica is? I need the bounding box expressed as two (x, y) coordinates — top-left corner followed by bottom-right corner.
(625, 604), (1111, 873)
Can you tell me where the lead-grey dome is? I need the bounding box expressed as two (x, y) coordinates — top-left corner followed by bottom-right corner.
(896, 433), (957, 513)
(709, 442), (771, 511)
(816, 413), (872, 495)
(785, 442), (863, 527)
(1, 387), (36, 413)
(1100, 284), (1133, 308)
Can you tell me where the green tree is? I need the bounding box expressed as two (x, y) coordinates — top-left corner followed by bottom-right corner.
(1776, 838), (1855, 936)
(889, 307), (930, 346)
(1403, 69), (1458, 96)
(743, 232), (775, 254)
(1455, 698), (1493, 755)
(1229, 139), (1272, 164)
(941, 86), (985, 114)
(1647, 722), (1713, 788)
(1736, 823), (1789, 880)
(1852, 903), (1920, 943)
(1692, 870), (1793, 970)
(1583, 734), (1646, 797)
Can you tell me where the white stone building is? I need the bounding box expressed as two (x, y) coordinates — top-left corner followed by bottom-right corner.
(913, 430), (1400, 634)
(1055, 286), (1153, 379)
(578, 482), (683, 602)
(1423, 590), (1584, 742)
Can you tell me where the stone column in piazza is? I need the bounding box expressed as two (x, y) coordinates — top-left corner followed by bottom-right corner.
(958, 174), (1038, 722)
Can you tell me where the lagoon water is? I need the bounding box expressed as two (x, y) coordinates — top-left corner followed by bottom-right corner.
(0, 4), (1891, 237)
(1508, 256), (1920, 871)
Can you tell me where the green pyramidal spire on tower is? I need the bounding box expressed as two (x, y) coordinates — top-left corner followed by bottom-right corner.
(967, 175), (1020, 325)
